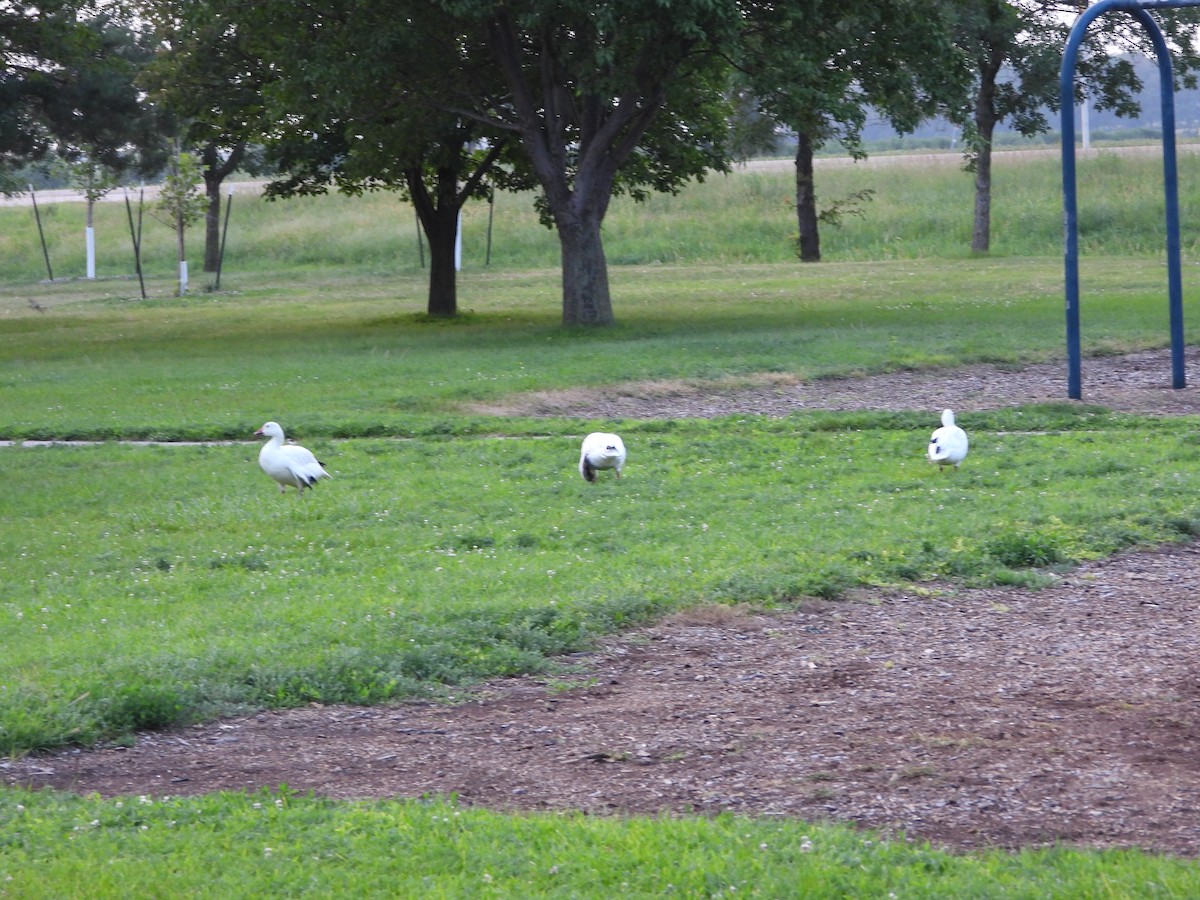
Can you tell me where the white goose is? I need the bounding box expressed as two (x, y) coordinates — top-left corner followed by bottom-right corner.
(254, 421), (331, 494)
(927, 409), (969, 472)
(579, 432), (626, 482)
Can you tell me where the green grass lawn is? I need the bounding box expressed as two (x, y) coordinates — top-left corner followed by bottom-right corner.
(5, 410), (1199, 754)
(3, 154), (1200, 893)
(5, 789), (1199, 899)
(0, 253), (1193, 440)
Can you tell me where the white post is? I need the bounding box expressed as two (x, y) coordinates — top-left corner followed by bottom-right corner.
(179, 260), (189, 295)
(454, 210), (462, 271)
(85, 226), (96, 279)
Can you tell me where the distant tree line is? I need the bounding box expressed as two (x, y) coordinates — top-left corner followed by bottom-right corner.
(4, 1), (1200, 322)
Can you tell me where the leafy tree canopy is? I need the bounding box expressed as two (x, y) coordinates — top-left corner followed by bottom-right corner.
(442, 0), (741, 324)
(1, 2), (165, 193)
(740, 0), (966, 155)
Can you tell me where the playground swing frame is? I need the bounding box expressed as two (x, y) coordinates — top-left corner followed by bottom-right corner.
(1059, 0), (1200, 398)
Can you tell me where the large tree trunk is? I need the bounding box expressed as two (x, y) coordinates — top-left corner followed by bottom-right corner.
(202, 178), (223, 273)
(558, 214), (614, 326)
(486, 11), (649, 328)
(409, 166), (461, 318)
(548, 166), (617, 325)
(201, 142), (247, 272)
(971, 59), (1001, 255)
(972, 146), (993, 254)
(424, 215), (459, 318)
(795, 131), (821, 262)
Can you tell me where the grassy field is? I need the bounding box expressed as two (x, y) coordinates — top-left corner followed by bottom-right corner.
(0, 251), (1192, 439)
(4, 147), (1200, 284)
(3, 151), (1200, 894)
(5, 788), (1200, 898)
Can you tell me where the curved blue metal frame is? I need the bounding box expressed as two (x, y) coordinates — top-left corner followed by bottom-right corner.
(1060, 0), (1197, 398)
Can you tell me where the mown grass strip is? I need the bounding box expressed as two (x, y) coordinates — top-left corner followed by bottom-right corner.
(1, 254), (1196, 441)
(3, 789), (1198, 898)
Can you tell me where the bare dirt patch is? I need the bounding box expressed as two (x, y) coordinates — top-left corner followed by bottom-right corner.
(6, 349), (1200, 856)
(465, 346), (1200, 419)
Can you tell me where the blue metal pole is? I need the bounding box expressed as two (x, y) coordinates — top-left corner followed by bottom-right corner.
(1060, 0), (1136, 399)
(1059, 0), (1198, 397)
(1131, 7), (1187, 388)
(1060, 23), (1083, 400)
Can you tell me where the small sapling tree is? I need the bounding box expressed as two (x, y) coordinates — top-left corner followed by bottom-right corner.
(67, 158), (121, 279)
(156, 149), (208, 295)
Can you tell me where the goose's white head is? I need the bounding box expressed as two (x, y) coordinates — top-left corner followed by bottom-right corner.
(255, 421), (284, 440)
